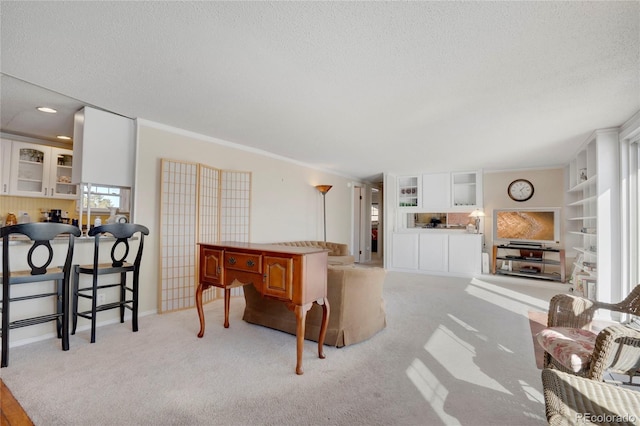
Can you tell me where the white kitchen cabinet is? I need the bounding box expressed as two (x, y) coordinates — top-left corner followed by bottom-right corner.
(8, 141), (77, 199)
(392, 232), (419, 269)
(421, 170), (483, 211)
(451, 171), (483, 209)
(448, 233), (483, 275)
(390, 170), (483, 213)
(73, 106), (135, 187)
(391, 231), (483, 276)
(1, 138), (12, 194)
(397, 175), (420, 208)
(418, 233), (448, 272)
(422, 173), (450, 210)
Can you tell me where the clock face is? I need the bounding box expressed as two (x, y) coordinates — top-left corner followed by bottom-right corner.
(508, 179), (534, 202)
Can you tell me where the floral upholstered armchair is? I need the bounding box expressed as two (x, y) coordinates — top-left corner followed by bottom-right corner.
(536, 284), (640, 384)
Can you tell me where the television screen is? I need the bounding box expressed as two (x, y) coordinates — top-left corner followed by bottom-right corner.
(493, 209), (560, 245)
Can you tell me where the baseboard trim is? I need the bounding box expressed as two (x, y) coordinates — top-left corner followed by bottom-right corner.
(8, 309), (157, 348)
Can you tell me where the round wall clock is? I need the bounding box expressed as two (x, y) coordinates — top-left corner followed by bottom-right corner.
(507, 179), (534, 202)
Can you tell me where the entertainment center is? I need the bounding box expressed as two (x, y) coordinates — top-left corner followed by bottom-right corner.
(491, 243), (566, 283)
(491, 208), (566, 283)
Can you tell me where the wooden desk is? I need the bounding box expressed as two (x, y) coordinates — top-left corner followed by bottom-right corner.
(196, 242), (330, 375)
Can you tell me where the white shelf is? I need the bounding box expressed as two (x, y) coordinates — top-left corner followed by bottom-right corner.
(568, 216), (597, 221)
(573, 246), (597, 256)
(567, 196), (597, 206)
(568, 174), (597, 192)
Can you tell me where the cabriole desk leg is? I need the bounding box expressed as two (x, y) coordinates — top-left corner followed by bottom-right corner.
(224, 288), (231, 328)
(293, 303), (313, 375)
(317, 297), (330, 359)
(196, 282), (206, 338)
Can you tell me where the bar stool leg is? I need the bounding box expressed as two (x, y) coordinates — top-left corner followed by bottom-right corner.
(71, 265), (80, 335)
(61, 276), (69, 351)
(132, 269), (139, 332)
(55, 278), (63, 338)
(1, 280), (10, 368)
(120, 272), (126, 324)
(90, 273), (98, 344)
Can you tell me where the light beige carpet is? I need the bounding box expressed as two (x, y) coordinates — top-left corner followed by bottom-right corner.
(1, 272), (560, 425)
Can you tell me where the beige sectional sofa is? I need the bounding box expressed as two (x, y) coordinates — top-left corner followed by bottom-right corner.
(242, 263), (387, 347)
(274, 241), (355, 265)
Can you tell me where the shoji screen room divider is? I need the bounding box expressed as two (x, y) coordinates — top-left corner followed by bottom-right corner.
(159, 159), (251, 313)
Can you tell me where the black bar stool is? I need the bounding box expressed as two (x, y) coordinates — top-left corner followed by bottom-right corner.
(1, 222), (81, 368)
(72, 223), (149, 343)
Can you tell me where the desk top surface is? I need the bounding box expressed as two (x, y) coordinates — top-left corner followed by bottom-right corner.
(199, 241), (329, 255)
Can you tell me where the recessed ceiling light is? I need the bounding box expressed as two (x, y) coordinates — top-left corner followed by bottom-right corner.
(37, 106), (57, 113)
(56, 135), (72, 140)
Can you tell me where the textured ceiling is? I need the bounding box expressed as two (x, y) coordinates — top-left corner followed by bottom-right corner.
(1, 1), (638, 181)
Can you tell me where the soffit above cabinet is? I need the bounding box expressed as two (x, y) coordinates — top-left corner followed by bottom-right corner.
(72, 106), (135, 187)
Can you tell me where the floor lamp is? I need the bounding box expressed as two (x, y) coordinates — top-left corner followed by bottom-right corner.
(315, 185), (332, 242)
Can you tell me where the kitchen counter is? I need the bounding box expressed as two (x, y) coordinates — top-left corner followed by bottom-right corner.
(395, 227), (475, 234)
(2, 234), (129, 245)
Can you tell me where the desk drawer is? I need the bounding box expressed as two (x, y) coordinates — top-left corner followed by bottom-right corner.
(224, 251), (262, 274)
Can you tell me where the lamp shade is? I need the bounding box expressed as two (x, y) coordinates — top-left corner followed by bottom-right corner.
(315, 185), (332, 194)
(468, 209), (484, 234)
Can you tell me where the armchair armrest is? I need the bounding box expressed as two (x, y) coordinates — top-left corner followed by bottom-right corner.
(588, 324), (640, 381)
(547, 293), (597, 329)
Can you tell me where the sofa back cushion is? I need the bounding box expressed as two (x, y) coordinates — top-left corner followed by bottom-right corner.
(276, 241), (349, 256)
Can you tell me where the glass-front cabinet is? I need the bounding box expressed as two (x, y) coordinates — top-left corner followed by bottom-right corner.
(51, 148), (76, 198)
(395, 171), (483, 211)
(8, 141), (77, 199)
(398, 175), (420, 208)
(452, 172), (478, 207)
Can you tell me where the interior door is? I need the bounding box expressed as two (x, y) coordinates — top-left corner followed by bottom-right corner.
(353, 186), (362, 262)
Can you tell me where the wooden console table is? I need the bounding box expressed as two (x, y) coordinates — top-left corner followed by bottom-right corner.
(196, 242), (330, 375)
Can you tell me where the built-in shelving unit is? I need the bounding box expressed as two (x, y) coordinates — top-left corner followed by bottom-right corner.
(565, 129), (620, 300)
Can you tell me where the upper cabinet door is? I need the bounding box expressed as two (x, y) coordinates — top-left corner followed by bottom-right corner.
(50, 147), (77, 199)
(422, 173), (450, 210)
(9, 141), (50, 197)
(451, 171), (483, 210)
(397, 175), (421, 208)
(0, 139), (12, 194)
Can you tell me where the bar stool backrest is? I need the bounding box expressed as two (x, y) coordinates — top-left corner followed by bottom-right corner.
(87, 223), (149, 269)
(1, 222), (81, 278)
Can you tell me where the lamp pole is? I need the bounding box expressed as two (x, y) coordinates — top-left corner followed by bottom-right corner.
(315, 185), (332, 242)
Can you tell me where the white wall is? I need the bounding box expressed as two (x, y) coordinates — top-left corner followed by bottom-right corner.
(483, 168), (565, 247)
(134, 122), (356, 314)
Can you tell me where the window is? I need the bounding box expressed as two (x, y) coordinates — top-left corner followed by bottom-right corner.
(371, 203), (379, 224)
(620, 119), (640, 308)
(81, 184), (130, 212)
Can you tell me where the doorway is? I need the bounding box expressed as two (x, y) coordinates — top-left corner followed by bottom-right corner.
(351, 184), (383, 265)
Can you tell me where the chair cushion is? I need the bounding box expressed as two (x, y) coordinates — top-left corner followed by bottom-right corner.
(536, 327), (597, 373)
